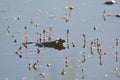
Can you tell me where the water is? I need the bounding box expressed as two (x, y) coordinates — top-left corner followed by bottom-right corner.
(0, 0), (120, 80)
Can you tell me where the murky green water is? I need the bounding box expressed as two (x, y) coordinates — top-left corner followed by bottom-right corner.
(0, 0), (120, 80)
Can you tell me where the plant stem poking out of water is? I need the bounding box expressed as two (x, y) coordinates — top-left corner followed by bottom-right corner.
(64, 0), (73, 22)
(68, 0), (74, 10)
(61, 68), (65, 76)
(48, 27), (52, 41)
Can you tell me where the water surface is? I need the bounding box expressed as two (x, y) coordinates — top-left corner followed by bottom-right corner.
(0, 0), (120, 80)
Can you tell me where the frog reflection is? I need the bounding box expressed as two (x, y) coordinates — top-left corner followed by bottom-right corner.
(35, 38), (66, 50)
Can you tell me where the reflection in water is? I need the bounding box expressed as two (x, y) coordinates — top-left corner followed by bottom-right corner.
(40, 33), (42, 43)
(43, 29), (46, 42)
(81, 62), (85, 80)
(24, 26), (28, 44)
(90, 41), (93, 55)
(71, 42), (75, 47)
(82, 34), (86, 48)
(96, 38), (101, 54)
(67, 29), (69, 49)
(30, 19), (33, 24)
(65, 56), (69, 67)
(36, 48), (40, 54)
(28, 59), (39, 71)
(36, 32), (39, 43)
(1, 0), (120, 80)
(116, 51), (118, 62)
(39, 73), (46, 78)
(14, 15), (20, 20)
(64, 13), (69, 22)
(14, 25), (119, 80)
(103, 10), (120, 21)
(116, 38), (119, 46)
(5, 26), (17, 43)
(16, 46), (22, 58)
(6, 26), (10, 33)
(81, 54), (86, 80)
(19, 27), (66, 52)
(99, 49), (102, 65)
(35, 38), (66, 50)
